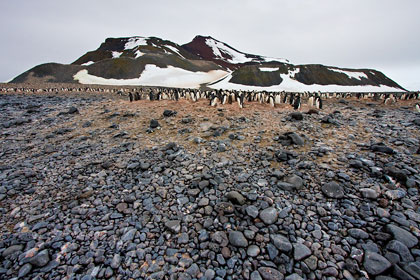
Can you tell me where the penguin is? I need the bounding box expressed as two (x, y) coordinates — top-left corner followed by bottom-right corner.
(237, 92), (244, 109)
(415, 103), (420, 113)
(314, 96), (323, 109)
(135, 92), (140, 101)
(384, 94), (396, 105)
(221, 92), (227, 105)
(228, 92), (234, 104)
(269, 94), (275, 107)
(289, 93), (295, 105)
(275, 93), (281, 105)
(293, 95), (301, 110)
(283, 93), (288, 104)
(129, 92), (133, 102)
(210, 92), (219, 106)
(190, 91), (195, 102)
(307, 94), (314, 107)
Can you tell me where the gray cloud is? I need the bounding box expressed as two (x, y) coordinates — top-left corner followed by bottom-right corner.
(1, 0), (419, 90)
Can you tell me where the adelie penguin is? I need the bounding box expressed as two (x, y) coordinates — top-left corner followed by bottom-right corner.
(314, 96), (323, 109)
(128, 92), (133, 102)
(149, 91), (155, 101)
(307, 94), (314, 107)
(415, 103), (420, 113)
(237, 92), (244, 109)
(293, 95), (301, 110)
(210, 93), (219, 107)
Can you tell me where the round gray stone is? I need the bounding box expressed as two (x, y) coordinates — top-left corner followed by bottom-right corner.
(259, 207), (278, 225)
(247, 245), (260, 257)
(321, 181), (344, 198)
(226, 191), (246, 205)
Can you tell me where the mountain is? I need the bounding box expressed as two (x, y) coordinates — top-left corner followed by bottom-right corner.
(11, 35), (406, 92)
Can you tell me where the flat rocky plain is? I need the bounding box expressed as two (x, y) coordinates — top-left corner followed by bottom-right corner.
(0, 89), (420, 280)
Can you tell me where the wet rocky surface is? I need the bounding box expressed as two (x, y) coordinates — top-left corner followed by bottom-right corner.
(0, 91), (420, 279)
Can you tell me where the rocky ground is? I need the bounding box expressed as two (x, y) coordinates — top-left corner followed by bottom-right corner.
(0, 90), (420, 280)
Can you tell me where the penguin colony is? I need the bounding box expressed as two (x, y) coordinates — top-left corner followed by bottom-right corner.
(123, 88), (420, 110)
(1, 85), (419, 110)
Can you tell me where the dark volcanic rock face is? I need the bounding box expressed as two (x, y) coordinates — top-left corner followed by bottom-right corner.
(0, 88), (419, 279)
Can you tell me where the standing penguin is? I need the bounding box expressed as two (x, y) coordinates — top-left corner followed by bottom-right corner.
(415, 103), (420, 113)
(314, 95), (323, 109)
(237, 92), (245, 109)
(269, 93), (275, 107)
(149, 90), (155, 101)
(293, 95), (301, 110)
(307, 93), (314, 107)
(210, 92), (219, 106)
(289, 93), (295, 107)
(129, 92), (133, 102)
(174, 89), (179, 101)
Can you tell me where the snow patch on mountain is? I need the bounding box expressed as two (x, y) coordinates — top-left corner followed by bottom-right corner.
(205, 38), (251, 64)
(259, 67), (279, 72)
(328, 68), (368, 80)
(73, 66), (228, 88)
(261, 56), (289, 64)
(288, 68), (300, 78)
(81, 61), (94, 66)
(112, 51), (122, 58)
(134, 50), (144, 58)
(124, 37), (148, 50)
(165, 45), (184, 58)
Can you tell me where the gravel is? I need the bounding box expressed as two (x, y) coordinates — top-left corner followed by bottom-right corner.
(0, 89), (419, 279)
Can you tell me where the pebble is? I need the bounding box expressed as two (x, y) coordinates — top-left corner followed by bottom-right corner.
(360, 188), (378, 199)
(321, 181), (344, 198)
(18, 263), (32, 278)
(121, 228), (137, 241)
(29, 249), (50, 267)
(270, 234), (292, 252)
(246, 205), (259, 218)
(226, 191), (246, 205)
(348, 228), (369, 239)
(165, 220), (181, 233)
(258, 267), (284, 280)
(247, 245), (260, 257)
(386, 224), (418, 248)
(229, 231), (248, 248)
(259, 207), (278, 225)
(363, 251), (391, 276)
(2, 244), (23, 257)
(293, 243), (311, 261)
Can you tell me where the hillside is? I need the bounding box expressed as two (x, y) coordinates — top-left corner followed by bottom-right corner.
(10, 35), (406, 92)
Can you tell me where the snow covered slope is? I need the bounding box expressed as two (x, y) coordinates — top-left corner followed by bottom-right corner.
(74, 66), (228, 88)
(210, 71), (403, 92)
(181, 36), (289, 69)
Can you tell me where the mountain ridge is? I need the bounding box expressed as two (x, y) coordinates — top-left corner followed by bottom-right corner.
(10, 35), (406, 92)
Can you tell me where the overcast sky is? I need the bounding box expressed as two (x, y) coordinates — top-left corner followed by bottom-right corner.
(1, 0), (419, 90)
